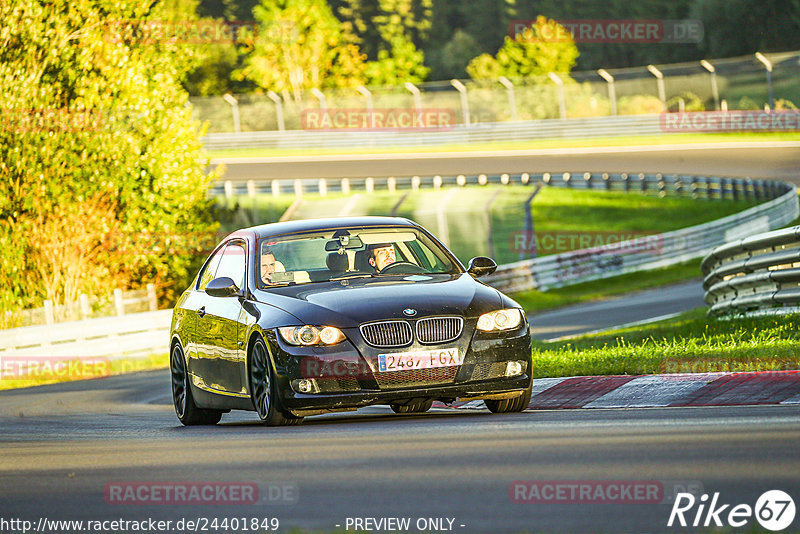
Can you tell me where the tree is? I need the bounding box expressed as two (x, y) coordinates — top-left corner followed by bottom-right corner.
(467, 16), (578, 80)
(433, 30), (484, 80)
(0, 0), (219, 318)
(240, 0), (366, 99)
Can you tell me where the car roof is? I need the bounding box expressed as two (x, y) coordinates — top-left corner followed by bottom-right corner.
(226, 216), (419, 241)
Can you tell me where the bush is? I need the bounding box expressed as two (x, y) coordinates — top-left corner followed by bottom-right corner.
(0, 0), (221, 316)
(667, 91), (706, 112)
(618, 95), (664, 115)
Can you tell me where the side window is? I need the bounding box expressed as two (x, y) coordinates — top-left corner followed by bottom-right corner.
(197, 246), (225, 290)
(216, 242), (247, 290)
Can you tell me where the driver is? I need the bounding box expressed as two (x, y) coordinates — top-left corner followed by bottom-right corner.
(368, 243), (396, 271)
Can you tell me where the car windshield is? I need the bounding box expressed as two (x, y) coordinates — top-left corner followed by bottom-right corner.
(257, 226), (460, 288)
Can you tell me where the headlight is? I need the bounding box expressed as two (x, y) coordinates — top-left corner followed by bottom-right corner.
(278, 326), (346, 346)
(476, 309), (523, 332)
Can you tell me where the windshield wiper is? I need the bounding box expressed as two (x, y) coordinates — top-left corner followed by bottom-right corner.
(329, 273), (377, 281)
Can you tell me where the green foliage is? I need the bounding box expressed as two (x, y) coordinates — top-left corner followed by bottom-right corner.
(466, 16), (578, 80)
(431, 30), (483, 80)
(737, 96), (761, 110)
(618, 95), (664, 114)
(240, 0), (366, 98)
(0, 0), (219, 315)
(667, 91), (705, 112)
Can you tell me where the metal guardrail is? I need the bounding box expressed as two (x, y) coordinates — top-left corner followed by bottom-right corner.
(202, 114), (665, 151)
(485, 175), (798, 293)
(0, 310), (172, 360)
(702, 226), (800, 316)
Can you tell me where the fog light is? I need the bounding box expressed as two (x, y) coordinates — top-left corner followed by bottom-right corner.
(505, 361), (523, 377)
(293, 379), (315, 393)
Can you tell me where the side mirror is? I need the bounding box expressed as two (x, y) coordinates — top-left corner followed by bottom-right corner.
(206, 277), (240, 298)
(467, 257), (497, 278)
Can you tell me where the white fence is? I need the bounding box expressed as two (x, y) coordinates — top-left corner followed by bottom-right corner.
(0, 309), (172, 361)
(3, 284), (158, 328)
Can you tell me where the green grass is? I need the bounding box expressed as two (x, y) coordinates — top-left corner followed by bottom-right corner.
(0, 353), (168, 391)
(207, 132), (800, 159)
(512, 260), (702, 313)
(531, 309), (800, 378)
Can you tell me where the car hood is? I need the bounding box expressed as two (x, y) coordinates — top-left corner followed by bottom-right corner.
(252, 273), (502, 327)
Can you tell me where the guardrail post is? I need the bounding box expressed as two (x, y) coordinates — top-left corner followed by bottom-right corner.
(478, 174), (488, 186)
(411, 176), (421, 191)
(456, 175), (466, 186)
(433, 175), (443, 190)
(114, 289), (125, 316)
(521, 173), (530, 185)
(501, 173), (510, 185)
(224, 180), (234, 207)
(341, 178), (350, 195)
(657, 174), (666, 197)
(271, 180), (280, 197)
(638, 173), (647, 193)
(563, 172), (571, 188)
(365, 177), (375, 193)
(44, 299), (55, 325)
(584, 172), (592, 189)
(79, 293), (91, 319)
(318, 178), (328, 196)
(293, 179), (303, 198)
(387, 177), (396, 193)
(147, 284), (157, 311)
(603, 173), (610, 190)
(622, 173), (629, 192)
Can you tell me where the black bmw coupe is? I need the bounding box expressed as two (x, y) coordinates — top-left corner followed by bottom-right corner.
(169, 217), (532, 426)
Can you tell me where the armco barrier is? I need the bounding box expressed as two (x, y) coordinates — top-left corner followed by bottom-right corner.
(702, 226), (800, 316)
(485, 175), (798, 293)
(0, 310), (172, 360)
(202, 114), (664, 150)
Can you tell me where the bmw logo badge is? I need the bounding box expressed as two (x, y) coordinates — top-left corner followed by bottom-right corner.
(403, 308), (417, 316)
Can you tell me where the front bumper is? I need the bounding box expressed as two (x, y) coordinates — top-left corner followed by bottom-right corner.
(266, 321), (532, 414)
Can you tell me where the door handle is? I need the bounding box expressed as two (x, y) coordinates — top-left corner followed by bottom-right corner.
(196, 306), (206, 318)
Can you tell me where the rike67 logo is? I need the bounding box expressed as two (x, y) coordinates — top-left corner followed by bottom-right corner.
(668, 490), (796, 531)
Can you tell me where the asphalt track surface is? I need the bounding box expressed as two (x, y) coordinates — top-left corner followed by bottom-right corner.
(529, 279), (705, 340)
(212, 143), (800, 183)
(2, 371), (800, 533)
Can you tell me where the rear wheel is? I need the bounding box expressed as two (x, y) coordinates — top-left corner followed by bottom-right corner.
(250, 338), (303, 426)
(485, 379), (533, 414)
(170, 343), (223, 425)
(390, 399), (434, 414)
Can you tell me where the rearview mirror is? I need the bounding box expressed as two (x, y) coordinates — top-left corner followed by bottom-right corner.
(467, 257), (497, 278)
(206, 276), (240, 297)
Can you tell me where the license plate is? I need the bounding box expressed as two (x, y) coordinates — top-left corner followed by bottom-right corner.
(378, 348), (462, 372)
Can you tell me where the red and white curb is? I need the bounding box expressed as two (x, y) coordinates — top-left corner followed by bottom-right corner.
(434, 371), (800, 410)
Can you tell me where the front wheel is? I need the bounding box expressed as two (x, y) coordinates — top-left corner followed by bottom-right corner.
(485, 380), (533, 414)
(170, 343), (223, 425)
(250, 338), (303, 426)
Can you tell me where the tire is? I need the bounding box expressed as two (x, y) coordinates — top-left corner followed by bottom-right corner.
(170, 343), (223, 426)
(250, 338), (303, 426)
(391, 399), (434, 414)
(485, 379), (533, 414)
